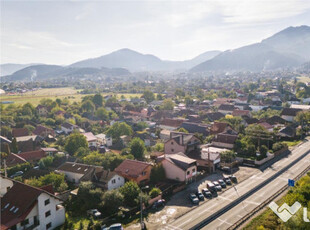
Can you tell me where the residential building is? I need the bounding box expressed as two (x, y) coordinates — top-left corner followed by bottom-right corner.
(280, 108), (302, 122)
(114, 159), (152, 185)
(0, 176), (65, 230)
(164, 133), (200, 155)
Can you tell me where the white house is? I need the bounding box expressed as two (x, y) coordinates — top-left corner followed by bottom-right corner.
(83, 132), (98, 148)
(0, 176), (65, 230)
(94, 170), (125, 190)
(56, 162), (95, 184)
(95, 133), (113, 147)
(60, 122), (79, 135)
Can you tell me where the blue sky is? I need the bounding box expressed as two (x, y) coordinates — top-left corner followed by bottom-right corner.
(1, 0), (310, 65)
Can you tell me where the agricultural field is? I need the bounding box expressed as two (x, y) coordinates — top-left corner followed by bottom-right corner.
(0, 87), (142, 106)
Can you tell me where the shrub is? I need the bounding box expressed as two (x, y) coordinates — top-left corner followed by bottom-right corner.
(149, 187), (161, 198)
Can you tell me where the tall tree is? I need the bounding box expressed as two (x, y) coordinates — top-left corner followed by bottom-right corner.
(129, 137), (145, 159)
(143, 90), (155, 103)
(64, 132), (88, 155)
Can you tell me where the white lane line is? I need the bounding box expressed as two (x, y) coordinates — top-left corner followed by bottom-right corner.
(176, 217), (192, 228)
(217, 218), (232, 226)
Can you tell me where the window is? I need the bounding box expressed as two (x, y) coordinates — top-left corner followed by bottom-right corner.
(118, 177), (120, 180)
(45, 210), (51, 218)
(111, 179), (116, 184)
(171, 142), (174, 145)
(187, 171), (190, 175)
(171, 149), (174, 152)
(142, 171), (146, 176)
(44, 199), (50, 206)
(46, 222), (52, 229)
(21, 219), (29, 226)
(192, 168), (196, 172)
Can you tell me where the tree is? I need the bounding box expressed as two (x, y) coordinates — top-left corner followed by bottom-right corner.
(143, 90), (155, 103)
(92, 93), (103, 107)
(184, 95), (194, 106)
(156, 93), (163, 100)
(149, 187), (161, 198)
(129, 138), (145, 159)
(136, 121), (148, 131)
(220, 150), (235, 163)
(160, 99), (174, 110)
(76, 182), (104, 212)
(175, 89), (185, 98)
(11, 137), (18, 153)
(177, 127), (188, 133)
(81, 100), (95, 113)
(101, 190), (124, 215)
(25, 172), (68, 192)
(96, 107), (109, 121)
(74, 147), (90, 158)
(106, 122), (133, 140)
(38, 156), (54, 169)
(64, 132), (88, 155)
(120, 181), (141, 207)
(259, 145), (268, 158)
(150, 164), (166, 184)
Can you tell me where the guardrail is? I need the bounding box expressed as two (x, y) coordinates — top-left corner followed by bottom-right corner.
(227, 164), (310, 230)
(189, 148), (310, 230)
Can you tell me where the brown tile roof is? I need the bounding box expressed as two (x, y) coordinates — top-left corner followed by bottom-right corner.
(218, 104), (235, 111)
(114, 159), (152, 179)
(165, 153), (196, 170)
(57, 162), (95, 174)
(5, 153), (27, 167)
(213, 133), (238, 144)
(160, 118), (185, 128)
(12, 128), (29, 138)
(33, 125), (55, 136)
(232, 109), (250, 117)
(0, 178), (59, 230)
(18, 149), (47, 162)
(281, 108), (302, 116)
(83, 132), (97, 142)
(210, 122), (230, 135)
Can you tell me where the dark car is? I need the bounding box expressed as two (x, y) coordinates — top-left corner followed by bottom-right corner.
(189, 193), (199, 204)
(207, 182), (216, 193)
(201, 188), (212, 199)
(223, 177), (232, 185)
(221, 166), (231, 173)
(218, 179), (226, 188)
(196, 191), (204, 201)
(152, 199), (165, 209)
(230, 175), (238, 183)
(213, 181), (222, 192)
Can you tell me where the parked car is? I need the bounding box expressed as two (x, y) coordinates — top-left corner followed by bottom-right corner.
(102, 223), (123, 230)
(221, 166), (231, 173)
(223, 177), (232, 185)
(10, 171), (23, 178)
(195, 191), (204, 201)
(218, 179), (226, 188)
(213, 181), (222, 192)
(152, 199), (165, 209)
(201, 188), (212, 199)
(87, 209), (101, 218)
(230, 175), (238, 183)
(189, 193), (199, 204)
(207, 182), (216, 193)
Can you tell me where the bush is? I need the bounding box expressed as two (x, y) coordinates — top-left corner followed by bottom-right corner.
(272, 142), (288, 152)
(7, 162), (32, 176)
(149, 188), (161, 198)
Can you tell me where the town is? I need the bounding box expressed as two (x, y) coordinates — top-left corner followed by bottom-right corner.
(1, 68), (310, 229)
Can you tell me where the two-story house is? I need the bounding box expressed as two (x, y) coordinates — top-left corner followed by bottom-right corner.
(164, 133), (201, 155)
(0, 176), (65, 230)
(114, 159), (152, 185)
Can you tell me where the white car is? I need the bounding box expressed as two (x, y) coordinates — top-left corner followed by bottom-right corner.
(87, 209), (101, 218)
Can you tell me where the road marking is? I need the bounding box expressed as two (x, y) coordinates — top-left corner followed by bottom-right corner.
(244, 200), (260, 206)
(163, 224), (183, 230)
(217, 218), (232, 225)
(218, 195), (233, 201)
(176, 217), (192, 228)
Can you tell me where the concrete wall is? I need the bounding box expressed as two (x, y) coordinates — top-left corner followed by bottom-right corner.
(164, 139), (186, 154)
(107, 174), (125, 190)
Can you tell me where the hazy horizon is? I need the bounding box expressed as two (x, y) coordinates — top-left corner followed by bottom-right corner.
(1, 0), (310, 65)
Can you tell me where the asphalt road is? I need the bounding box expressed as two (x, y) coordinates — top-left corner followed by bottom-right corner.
(163, 139), (310, 230)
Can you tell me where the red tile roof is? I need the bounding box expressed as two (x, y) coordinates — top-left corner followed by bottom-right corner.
(232, 109), (250, 117)
(160, 118), (185, 128)
(5, 153), (27, 167)
(33, 125), (55, 136)
(210, 122), (230, 135)
(115, 159), (152, 179)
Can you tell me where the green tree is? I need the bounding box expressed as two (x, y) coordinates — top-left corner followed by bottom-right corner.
(149, 187), (161, 198)
(101, 190), (124, 215)
(143, 90), (155, 103)
(129, 137), (145, 159)
(64, 132), (88, 155)
(81, 100), (95, 113)
(184, 95), (194, 106)
(11, 137), (18, 153)
(160, 99), (174, 110)
(220, 150), (236, 163)
(92, 93), (103, 107)
(150, 164), (166, 184)
(156, 93), (163, 100)
(106, 122), (133, 140)
(38, 156), (54, 169)
(25, 172), (68, 192)
(177, 127), (188, 133)
(120, 181), (141, 207)
(96, 107), (109, 121)
(74, 147), (90, 158)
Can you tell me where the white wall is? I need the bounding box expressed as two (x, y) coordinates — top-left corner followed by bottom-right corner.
(0, 177), (13, 197)
(58, 170), (84, 184)
(107, 175), (125, 190)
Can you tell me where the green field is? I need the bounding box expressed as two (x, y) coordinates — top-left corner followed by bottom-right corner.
(0, 87), (142, 106)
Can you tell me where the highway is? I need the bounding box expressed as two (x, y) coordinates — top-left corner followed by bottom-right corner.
(163, 139), (310, 230)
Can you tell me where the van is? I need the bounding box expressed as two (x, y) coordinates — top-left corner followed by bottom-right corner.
(207, 182), (216, 192)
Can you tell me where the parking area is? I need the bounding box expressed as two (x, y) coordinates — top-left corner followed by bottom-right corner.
(125, 166), (260, 230)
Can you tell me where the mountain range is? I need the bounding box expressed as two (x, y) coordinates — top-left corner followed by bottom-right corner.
(1, 25), (310, 81)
